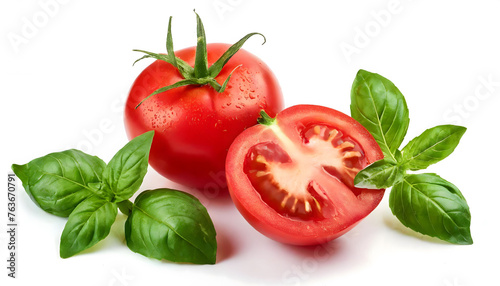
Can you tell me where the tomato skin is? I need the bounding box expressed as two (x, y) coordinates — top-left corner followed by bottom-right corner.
(226, 105), (384, 245)
(124, 43), (283, 189)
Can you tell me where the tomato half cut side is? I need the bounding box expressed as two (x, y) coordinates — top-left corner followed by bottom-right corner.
(226, 105), (385, 245)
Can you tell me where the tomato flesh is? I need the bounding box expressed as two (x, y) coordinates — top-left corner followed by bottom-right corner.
(226, 105), (384, 245)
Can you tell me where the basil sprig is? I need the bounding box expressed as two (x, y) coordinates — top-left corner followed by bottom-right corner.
(351, 70), (472, 245)
(11, 131), (217, 263)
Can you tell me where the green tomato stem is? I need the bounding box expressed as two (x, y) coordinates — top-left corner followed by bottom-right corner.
(257, 110), (276, 126)
(193, 10), (209, 78)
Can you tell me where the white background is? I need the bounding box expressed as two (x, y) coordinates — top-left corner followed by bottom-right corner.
(1, 0), (499, 285)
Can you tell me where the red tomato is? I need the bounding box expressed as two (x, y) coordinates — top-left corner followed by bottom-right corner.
(226, 105), (384, 245)
(124, 43), (283, 189)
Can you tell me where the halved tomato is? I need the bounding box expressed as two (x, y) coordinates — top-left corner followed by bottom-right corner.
(225, 105), (384, 245)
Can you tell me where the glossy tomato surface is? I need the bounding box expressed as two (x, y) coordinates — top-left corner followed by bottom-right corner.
(226, 105), (384, 245)
(125, 43), (283, 190)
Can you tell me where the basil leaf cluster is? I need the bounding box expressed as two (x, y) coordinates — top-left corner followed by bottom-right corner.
(11, 131), (217, 264)
(350, 70), (472, 245)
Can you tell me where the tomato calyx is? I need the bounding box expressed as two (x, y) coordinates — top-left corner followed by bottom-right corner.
(133, 11), (266, 109)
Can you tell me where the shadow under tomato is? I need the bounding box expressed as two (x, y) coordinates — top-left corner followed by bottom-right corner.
(279, 238), (345, 262)
(154, 177), (235, 209)
(214, 224), (236, 264)
(191, 186), (235, 208)
(216, 235), (367, 285)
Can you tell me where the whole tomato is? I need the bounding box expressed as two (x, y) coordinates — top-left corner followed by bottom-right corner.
(124, 13), (283, 190)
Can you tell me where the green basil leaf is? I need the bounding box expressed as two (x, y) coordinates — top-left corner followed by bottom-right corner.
(103, 131), (154, 202)
(125, 189), (217, 264)
(354, 158), (405, 189)
(60, 196), (117, 258)
(11, 149), (107, 217)
(389, 173), (472, 245)
(402, 125), (466, 171)
(350, 69), (410, 161)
